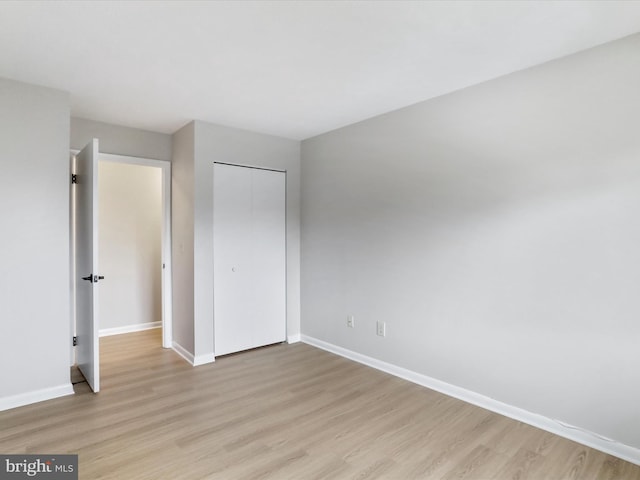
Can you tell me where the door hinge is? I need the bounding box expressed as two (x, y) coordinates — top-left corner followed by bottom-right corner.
(71, 174), (78, 184)
(73, 336), (78, 346)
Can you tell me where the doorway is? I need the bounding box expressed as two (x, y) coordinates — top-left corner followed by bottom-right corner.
(98, 161), (163, 338)
(71, 146), (172, 391)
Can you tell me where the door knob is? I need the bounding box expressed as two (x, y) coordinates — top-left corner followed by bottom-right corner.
(81, 274), (105, 283)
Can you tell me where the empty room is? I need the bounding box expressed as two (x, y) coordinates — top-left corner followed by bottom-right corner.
(1, 1), (640, 479)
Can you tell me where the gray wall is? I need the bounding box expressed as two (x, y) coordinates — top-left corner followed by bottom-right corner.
(172, 120), (301, 361)
(71, 117), (172, 161)
(0, 77), (71, 404)
(98, 162), (162, 332)
(172, 122), (196, 353)
(301, 33), (640, 451)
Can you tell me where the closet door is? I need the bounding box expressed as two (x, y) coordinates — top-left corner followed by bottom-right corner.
(213, 163), (286, 356)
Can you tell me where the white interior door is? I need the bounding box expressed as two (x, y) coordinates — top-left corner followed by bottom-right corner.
(75, 139), (100, 392)
(214, 163), (286, 356)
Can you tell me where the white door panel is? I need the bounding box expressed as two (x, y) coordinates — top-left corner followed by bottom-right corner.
(75, 139), (100, 392)
(213, 164), (253, 355)
(250, 169), (286, 348)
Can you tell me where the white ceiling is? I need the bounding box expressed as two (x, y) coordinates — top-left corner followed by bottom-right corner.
(1, 1), (640, 140)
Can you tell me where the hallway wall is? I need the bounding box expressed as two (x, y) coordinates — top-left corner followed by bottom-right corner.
(98, 162), (163, 334)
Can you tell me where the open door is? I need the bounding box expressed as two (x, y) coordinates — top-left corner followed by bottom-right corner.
(75, 139), (100, 392)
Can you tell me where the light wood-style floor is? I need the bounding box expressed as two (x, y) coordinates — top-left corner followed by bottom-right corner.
(1, 329), (638, 479)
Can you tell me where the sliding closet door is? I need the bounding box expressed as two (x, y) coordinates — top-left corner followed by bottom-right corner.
(213, 163), (286, 356)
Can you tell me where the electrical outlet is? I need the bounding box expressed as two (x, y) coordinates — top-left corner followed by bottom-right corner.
(347, 315), (355, 328)
(376, 321), (386, 337)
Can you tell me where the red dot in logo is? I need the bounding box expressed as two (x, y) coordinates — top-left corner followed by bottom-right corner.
(46, 461), (52, 465)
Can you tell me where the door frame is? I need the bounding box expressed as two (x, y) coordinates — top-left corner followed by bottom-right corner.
(70, 151), (173, 350)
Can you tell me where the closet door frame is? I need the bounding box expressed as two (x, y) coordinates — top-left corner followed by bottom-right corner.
(213, 162), (287, 357)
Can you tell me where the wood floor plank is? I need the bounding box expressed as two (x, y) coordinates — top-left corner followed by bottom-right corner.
(0, 329), (638, 479)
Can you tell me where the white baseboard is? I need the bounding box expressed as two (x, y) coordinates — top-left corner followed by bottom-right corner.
(0, 384), (74, 412)
(193, 353), (215, 366)
(171, 342), (215, 366)
(287, 333), (301, 344)
(172, 341), (195, 365)
(301, 335), (640, 467)
(99, 321), (161, 337)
